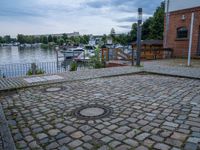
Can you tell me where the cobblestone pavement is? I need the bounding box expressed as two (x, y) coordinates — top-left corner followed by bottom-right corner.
(0, 135), (3, 150)
(1, 74), (200, 150)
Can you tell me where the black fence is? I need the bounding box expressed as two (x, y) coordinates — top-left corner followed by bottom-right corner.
(0, 61), (90, 78)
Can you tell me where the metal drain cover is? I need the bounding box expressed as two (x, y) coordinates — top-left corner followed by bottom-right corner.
(73, 105), (112, 120)
(44, 86), (65, 92)
(46, 87), (62, 92)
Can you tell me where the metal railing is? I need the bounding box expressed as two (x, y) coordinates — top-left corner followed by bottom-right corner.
(0, 61), (90, 78)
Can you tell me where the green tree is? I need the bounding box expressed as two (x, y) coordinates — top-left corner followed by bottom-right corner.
(58, 38), (64, 46)
(82, 35), (89, 44)
(53, 36), (58, 43)
(74, 36), (80, 45)
(39, 36), (43, 43)
(149, 1), (165, 40)
(0, 36), (6, 43)
(30, 36), (35, 44)
(62, 34), (68, 41)
(102, 34), (107, 45)
(48, 35), (53, 43)
(130, 23), (137, 41)
(142, 17), (153, 40)
(79, 36), (84, 44)
(42, 36), (48, 44)
(4, 35), (11, 43)
(116, 34), (128, 45)
(110, 28), (116, 43)
(69, 36), (80, 45)
(35, 37), (40, 43)
(17, 34), (25, 44)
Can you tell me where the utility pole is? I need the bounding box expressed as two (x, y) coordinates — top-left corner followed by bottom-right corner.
(136, 8), (143, 66)
(188, 12), (195, 67)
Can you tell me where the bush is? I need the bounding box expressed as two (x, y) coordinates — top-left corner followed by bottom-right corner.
(27, 69), (45, 75)
(89, 46), (105, 69)
(90, 56), (105, 69)
(27, 63), (45, 75)
(70, 61), (78, 71)
(40, 44), (49, 49)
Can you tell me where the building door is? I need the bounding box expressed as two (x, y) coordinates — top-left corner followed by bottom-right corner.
(197, 26), (200, 56)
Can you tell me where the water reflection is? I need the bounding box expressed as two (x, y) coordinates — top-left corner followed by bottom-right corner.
(0, 46), (56, 65)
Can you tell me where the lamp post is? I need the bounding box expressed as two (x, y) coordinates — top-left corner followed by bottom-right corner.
(188, 12), (194, 67)
(136, 8), (143, 66)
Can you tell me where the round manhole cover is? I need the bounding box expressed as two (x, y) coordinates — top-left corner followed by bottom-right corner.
(44, 86), (65, 92)
(73, 105), (112, 120)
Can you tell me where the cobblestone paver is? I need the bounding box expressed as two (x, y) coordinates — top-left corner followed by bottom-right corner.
(0, 134), (3, 150)
(1, 74), (200, 149)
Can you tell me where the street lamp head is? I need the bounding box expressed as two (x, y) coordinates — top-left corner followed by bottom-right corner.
(138, 8), (142, 14)
(138, 8), (143, 22)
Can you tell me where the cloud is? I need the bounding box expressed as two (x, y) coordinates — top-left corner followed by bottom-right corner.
(85, 0), (163, 14)
(85, 1), (107, 8)
(0, 0), (163, 37)
(117, 25), (131, 29)
(115, 14), (152, 23)
(0, 8), (44, 18)
(116, 16), (138, 23)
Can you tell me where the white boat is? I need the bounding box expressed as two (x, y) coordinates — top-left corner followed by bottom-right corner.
(61, 47), (84, 60)
(84, 45), (96, 52)
(75, 50), (95, 61)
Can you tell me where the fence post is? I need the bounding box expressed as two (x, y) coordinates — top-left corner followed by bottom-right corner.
(31, 63), (36, 75)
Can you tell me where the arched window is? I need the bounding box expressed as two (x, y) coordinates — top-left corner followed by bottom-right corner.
(177, 27), (188, 38)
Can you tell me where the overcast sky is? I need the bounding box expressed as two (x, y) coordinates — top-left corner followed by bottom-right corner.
(0, 0), (163, 37)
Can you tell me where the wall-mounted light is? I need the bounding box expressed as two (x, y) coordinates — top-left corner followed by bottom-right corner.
(181, 15), (186, 21)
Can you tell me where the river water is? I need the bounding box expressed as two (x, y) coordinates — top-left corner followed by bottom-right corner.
(0, 46), (57, 65)
(0, 46), (89, 77)
(0, 46), (64, 77)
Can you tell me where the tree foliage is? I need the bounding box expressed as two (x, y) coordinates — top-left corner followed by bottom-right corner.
(142, 17), (153, 40)
(149, 1), (165, 40)
(130, 23), (137, 41)
(0, 35), (11, 43)
(102, 34), (107, 45)
(15, 34), (90, 46)
(48, 35), (53, 43)
(130, 1), (165, 40)
(110, 28), (116, 43)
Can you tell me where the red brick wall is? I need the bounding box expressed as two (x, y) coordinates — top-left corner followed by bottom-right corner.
(164, 7), (200, 57)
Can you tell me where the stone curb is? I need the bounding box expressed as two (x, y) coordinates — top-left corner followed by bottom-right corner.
(145, 71), (200, 80)
(0, 104), (16, 150)
(0, 69), (200, 92)
(0, 71), (143, 92)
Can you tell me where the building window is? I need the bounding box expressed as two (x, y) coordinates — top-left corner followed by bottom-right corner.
(177, 27), (188, 39)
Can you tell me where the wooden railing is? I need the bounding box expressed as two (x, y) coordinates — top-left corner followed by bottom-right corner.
(141, 48), (173, 60)
(101, 48), (173, 61)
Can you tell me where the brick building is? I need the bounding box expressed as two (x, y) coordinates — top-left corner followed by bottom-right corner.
(164, 0), (200, 57)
